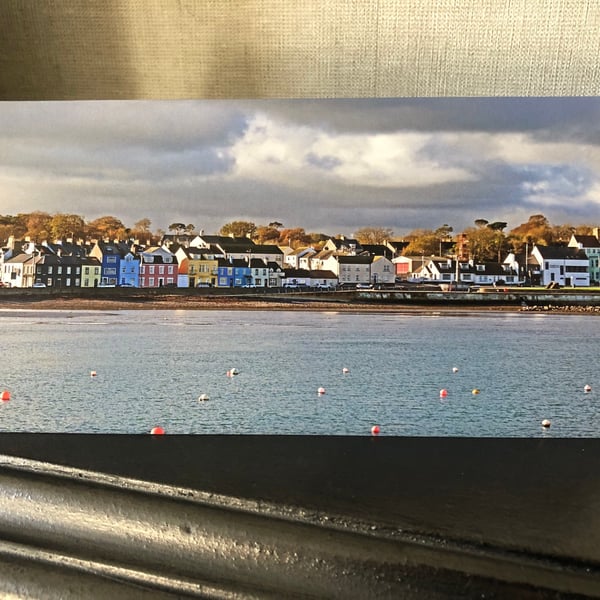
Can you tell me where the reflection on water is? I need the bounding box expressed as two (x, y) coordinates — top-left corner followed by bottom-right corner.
(0, 309), (598, 436)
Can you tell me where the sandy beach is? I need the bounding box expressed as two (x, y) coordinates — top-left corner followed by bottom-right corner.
(0, 293), (522, 312)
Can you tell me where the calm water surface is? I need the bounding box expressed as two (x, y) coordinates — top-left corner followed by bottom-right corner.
(0, 309), (598, 436)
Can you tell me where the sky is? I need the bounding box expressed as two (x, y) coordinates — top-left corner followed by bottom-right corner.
(1, 97), (600, 238)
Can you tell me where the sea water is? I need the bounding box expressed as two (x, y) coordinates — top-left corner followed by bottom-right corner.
(0, 308), (598, 436)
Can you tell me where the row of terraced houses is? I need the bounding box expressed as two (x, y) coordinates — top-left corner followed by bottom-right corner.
(1, 230), (600, 289)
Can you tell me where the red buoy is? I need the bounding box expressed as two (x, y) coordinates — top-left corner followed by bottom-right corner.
(150, 426), (165, 435)
(371, 425), (380, 435)
(440, 389), (448, 398)
(0, 390), (10, 402)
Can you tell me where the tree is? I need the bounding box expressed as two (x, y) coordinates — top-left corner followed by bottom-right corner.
(277, 227), (311, 248)
(486, 221), (507, 262)
(134, 218), (152, 233)
(474, 218), (489, 228)
(185, 224), (196, 234)
(21, 211), (52, 240)
(434, 224), (454, 256)
(168, 222), (186, 234)
(254, 225), (281, 244)
(0, 214), (27, 239)
(268, 221), (284, 229)
(49, 213), (86, 240)
(219, 221), (257, 238)
(354, 227), (394, 244)
(87, 216), (127, 240)
(508, 214), (553, 248)
(401, 229), (439, 256)
(487, 221), (507, 232)
(462, 226), (501, 262)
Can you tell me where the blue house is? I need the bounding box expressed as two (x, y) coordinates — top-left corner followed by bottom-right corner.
(217, 258), (251, 287)
(90, 241), (140, 287)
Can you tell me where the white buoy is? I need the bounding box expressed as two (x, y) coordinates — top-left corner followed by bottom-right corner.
(198, 394), (209, 401)
(226, 368), (239, 377)
(541, 419), (551, 428)
(472, 388), (480, 395)
(452, 367), (459, 373)
(342, 367), (350, 374)
(317, 387), (326, 395)
(584, 384), (592, 393)
(90, 370), (97, 377)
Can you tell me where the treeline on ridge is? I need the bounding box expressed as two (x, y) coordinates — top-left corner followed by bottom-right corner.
(0, 211), (596, 263)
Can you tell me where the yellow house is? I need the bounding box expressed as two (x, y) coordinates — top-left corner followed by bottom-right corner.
(80, 257), (102, 288)
(175, 247), (219, 288)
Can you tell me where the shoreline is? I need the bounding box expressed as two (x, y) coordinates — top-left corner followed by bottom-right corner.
(0, 295), (524, 313)
(3, 293), (599, 313)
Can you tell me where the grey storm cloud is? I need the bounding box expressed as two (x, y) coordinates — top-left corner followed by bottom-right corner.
(1, 97), (600, 237)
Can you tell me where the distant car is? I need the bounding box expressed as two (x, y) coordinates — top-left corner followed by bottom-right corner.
(196, 282), (212, 288)
(356, 283), (373, 289)
(117, 283), (136, 287)
(32, 282), (46, 288)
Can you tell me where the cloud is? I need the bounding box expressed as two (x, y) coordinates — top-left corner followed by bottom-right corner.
(1, 98), (600, 237)
(227, 113), (474, 192)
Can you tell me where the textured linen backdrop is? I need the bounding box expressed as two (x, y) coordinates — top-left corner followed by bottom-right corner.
(0, 0), (598, 100)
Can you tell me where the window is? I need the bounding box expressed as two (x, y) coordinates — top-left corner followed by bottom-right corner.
(48, 266), (53, 274)
(84, 267), (89, 274)
(106, 256), (117, 264)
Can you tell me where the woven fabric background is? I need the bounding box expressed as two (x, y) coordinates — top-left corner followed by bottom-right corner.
(0, 0), (599, 99)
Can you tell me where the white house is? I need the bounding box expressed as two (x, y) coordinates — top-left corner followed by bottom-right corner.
(2, 253), (35, 288)
(284, 247), (316, 269)
(370, 256), (395, 285)
(248, 258), (285, 287)
(532, 245), (590, 287)
(416, 258), (518, 287)
(568, 234), (600, 285)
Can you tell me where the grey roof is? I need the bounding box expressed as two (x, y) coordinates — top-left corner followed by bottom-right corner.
(336, 254), (372, 264)
(360, 244), (393, 258)
(309, 269), (337, 279)
(251, 244), (284, 255)
(283, 268), (310, 277)
(571, 235), (600, 248)
(535, 245), (588, 260)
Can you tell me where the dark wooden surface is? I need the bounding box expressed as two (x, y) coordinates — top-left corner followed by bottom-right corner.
(0, 435), (597, 567)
